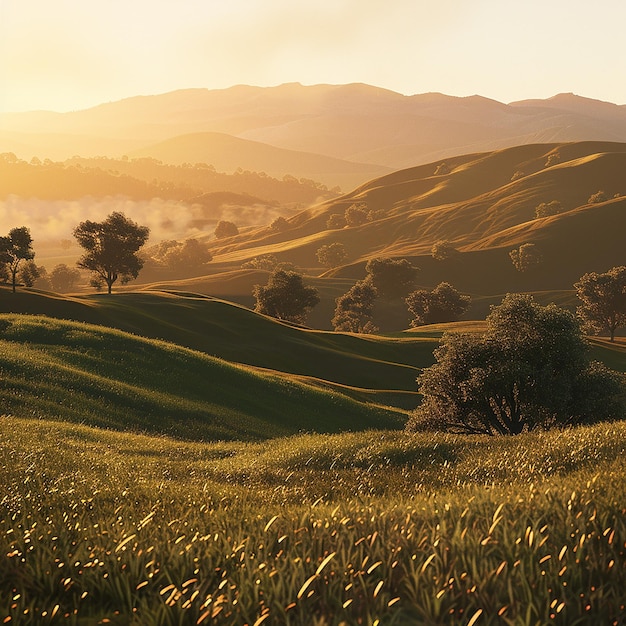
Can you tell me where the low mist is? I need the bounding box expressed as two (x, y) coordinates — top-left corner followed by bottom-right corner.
(0, 195), (289, 248)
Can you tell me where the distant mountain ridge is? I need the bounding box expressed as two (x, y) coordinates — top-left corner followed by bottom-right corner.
(2, 83), (625, 188)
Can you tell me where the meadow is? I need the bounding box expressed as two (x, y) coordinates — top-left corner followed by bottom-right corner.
(0, 417), (624, 625)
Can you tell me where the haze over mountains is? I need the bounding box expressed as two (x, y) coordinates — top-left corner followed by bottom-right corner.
(2, 83), (626, 189)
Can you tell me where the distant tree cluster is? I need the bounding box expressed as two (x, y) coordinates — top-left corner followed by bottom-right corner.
(406, 282), (471, 326)
(588, 190), (608, 204)
(331, 257), (421, 333)
(326, 202), (385, 230)
(150, 238), (213, 273)
(535, 200), (563, 218)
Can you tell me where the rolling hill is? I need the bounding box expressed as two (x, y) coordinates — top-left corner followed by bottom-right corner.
(0, 313), (404, 440)
(0, 288), (432, 409)
(194, 141), (626, 301)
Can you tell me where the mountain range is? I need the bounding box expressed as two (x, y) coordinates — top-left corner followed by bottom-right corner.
(2, 83), (626, 189)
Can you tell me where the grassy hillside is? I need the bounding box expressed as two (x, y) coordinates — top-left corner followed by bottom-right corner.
(1, 417), (625, 624)
(192, 142), (626, 299)
(0, 314), (404, 440)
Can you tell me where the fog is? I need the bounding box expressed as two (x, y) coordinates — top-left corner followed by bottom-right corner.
(0, 195), (288, 246)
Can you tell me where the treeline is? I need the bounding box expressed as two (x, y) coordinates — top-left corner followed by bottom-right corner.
(0, 153), (337, 205)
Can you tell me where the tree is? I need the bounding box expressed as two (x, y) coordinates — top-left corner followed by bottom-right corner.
(161, 238), (212, 272)
(406, 282), (471, 326)
(407, 294), (625, 435)
(0, 227), (35, 292)
(509, 243), (542, 272)
(316, 243), (348, 268)
(332, 280), (378, 333)
(242, 254), (280, 271)
(214, 220), (239, 239)
(253, 269), (320, 324)
(545, 152), (560, 167)
(270, 216), (289, 232)
(575, 266), (626, 342)
(326, 213), (347, 229)
(73, 212), (150, 294)
(535, 200), (563, 218)
(17, 260), (41, 287)
(49, 264), (82, 292)
(431, 240), (458, 261)
(344, 203), (369, 227)
(365, 257), (418, 299)
(588, 190), (608, 204)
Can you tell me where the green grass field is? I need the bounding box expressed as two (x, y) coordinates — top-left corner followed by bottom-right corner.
(0, 289), (436, 408)
(0, 314), (403, 441)
(0, 417), (624, 625)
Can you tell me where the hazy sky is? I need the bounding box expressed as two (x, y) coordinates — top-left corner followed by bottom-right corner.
(1, 0), (625, 113)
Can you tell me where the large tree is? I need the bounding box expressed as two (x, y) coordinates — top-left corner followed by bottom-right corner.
(0, 226), (35, 292)
(253, 269), (320, 324)
(406, 282), (471, 326)
(73, 212), (149, 294)
(575, 266), (626, 342)
(407, 294), (625, 435)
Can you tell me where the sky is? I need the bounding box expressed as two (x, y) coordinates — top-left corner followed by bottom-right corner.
(1, 0), (625, 113)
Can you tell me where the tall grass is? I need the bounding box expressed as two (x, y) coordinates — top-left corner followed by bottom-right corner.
(1, 417), (624, 624)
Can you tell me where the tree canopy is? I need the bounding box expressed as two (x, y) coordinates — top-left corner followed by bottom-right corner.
(253, 269), (320, 325)
(49, 264), (82, 292)
(509, 243), (542, 272)
(214, 220), (239, 239)
(0, 226), (35, 292)
(316, 242), (348, 268)
(575, 266), (626, 342)
(406, 282), (471, 326)
(73, 212), (150, 294)
(408, 294), (625, 435)
(365, 257), (418, 299)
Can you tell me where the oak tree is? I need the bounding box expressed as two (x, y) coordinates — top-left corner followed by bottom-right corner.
(73, 212), (149, 294)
